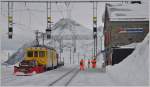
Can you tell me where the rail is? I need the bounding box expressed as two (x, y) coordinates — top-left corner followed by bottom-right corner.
(48, 66), (79, 86)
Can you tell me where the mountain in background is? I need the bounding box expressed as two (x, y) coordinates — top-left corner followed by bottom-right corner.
(49, 18), (94, 64)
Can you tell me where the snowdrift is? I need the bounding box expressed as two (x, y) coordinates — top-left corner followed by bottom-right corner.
(0, 50), (15, 63)
(2, 42), (35, 65)
(108, 34), (149, 85)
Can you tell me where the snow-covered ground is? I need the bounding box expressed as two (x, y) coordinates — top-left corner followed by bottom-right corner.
(1, 0), (149, 86)
(1, 27), (149, 86)
(69, 33), (149, 86)
(1, 33), (149, 86)
(1, 64), (78, 86)
(1, 32), (149, 86)
(107, 34), (149, 86)
(1, 53), (106, 86)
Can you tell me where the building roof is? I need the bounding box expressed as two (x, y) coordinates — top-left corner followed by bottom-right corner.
(106, 1), (149, 21)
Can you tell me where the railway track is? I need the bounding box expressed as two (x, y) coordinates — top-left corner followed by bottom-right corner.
(48, 66), (80, 86)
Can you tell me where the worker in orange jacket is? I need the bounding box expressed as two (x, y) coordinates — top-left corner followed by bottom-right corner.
(80, 59), (84, 71)
(91, 59), (96, 68)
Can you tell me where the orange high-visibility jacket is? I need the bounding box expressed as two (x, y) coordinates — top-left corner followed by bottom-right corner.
(80, 59), (84, 66)
(92, 59), (96, 64)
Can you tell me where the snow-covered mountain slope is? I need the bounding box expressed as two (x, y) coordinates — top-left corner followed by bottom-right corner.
(52, 18), (92, 35)
(2, 41), (36, 65)
(108, 33), (149, 85)
(0, 50), (15, 63)
(49, 18), (95, 64)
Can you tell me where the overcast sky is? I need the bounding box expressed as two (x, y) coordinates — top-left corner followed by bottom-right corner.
(0, 0), (106, 50)
(0, 0), (148, 50)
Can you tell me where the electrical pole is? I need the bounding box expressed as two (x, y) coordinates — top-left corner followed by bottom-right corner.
(8, 2), (13, 39)
(46, 1), (52, 39)
(84, 54), (85, 60)
(78, 52), (79, 64)
(59, 39), (62, 63)
(63, 57), (64, 64)
(42, 33), (45, 46)
(93, 2), (98, 60)
(70, 47), (71, 64)
(73, 51), (74, 64)
(35, 30), (39, 46)
(92, 48), (93, 58)
(8, 52), (10, 59)
(1, 2), (3, 15)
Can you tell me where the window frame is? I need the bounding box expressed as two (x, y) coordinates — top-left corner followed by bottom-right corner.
(39, 51), (46, 57)
(27, 51), (33, 57)
(34, 51), (38, 57)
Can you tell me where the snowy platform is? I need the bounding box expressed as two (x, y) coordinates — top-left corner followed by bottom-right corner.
(1, 63), (148, 86)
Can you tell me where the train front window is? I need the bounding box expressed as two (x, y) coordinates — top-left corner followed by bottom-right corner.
(39, 51), (45, 57)
(34, 51), (38, 57)
(27, 51), (33, 57)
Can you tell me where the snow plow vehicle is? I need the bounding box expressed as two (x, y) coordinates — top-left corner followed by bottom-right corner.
(14, 46), (64, 76)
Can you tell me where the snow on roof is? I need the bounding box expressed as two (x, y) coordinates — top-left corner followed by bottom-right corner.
(107, 1), (149, 21)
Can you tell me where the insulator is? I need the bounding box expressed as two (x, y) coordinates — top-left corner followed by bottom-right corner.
(8, 27), (13, 39)
(93, 23), (97, 27)
(9, 27), (13, 32)
(93, 21), (97, 24)
(46, 29), (51, 32)
(8, 34), (12, 39)
(93, 32), (97, 35)
(8, 16), (13, 23)
(93, 34), (97, 38)
(131, 1), (141, 4)
(93, 16), (97, 22)
(47, 35), (50, 39)
(9, 22), (13, 26)
(74, 48), (76, 53)
(93, 27), (97, 32)
(48, 16), (51, 23)
(46, 29), (51, 39)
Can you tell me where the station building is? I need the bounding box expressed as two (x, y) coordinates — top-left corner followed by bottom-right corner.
(103, 1), (149, 65)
